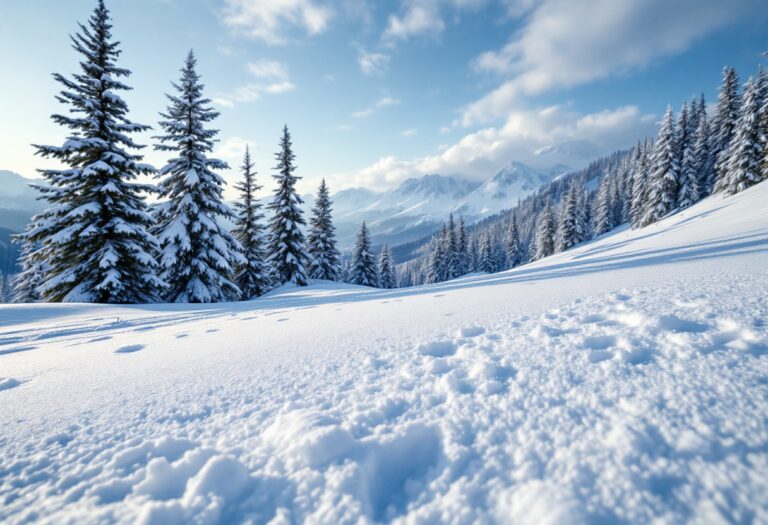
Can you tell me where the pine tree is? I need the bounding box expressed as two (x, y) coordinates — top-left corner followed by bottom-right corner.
(10, 236), (44, 303)
(307, 179), (342, 281)
(351, 222), (378, 286)
(154, 51), (242, 303)
(710, 67), (741, 193)
(425, 237), (442, 284)
(479, 234), (496, 273)
(641, 106), (679, 226)
(504, 216), (522, 268)
(455, 216), (469, 276)
(592, 175), (613, 235)
(678, 118), (700, 209)
(267, 126), (309, 286)
(532, 205), (554, 260)
(692, 112), (711, 194)
(21, 1), (162, 303)
(555, 181), (580, 252)
(445, 213), (461, 280)
(629, 142), (649, 228)
(232, 146), (270, 299)
(719, 77), (764, 195)
(378, 244), (396, 289)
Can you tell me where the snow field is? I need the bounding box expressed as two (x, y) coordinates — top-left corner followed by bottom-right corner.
(1, 183), (767, 523)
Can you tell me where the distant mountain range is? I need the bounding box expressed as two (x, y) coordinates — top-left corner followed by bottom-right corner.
(0, 161), (573, 267)
(319, 161), (573, 249)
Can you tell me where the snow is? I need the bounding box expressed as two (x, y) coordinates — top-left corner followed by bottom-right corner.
(1, 183), (767, 523)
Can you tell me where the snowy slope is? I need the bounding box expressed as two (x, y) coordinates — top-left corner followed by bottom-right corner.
(1, 183), (767, 524)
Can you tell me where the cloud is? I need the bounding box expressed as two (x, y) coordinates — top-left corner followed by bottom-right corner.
(348, 104), (657, 189)
(400, 128), (418, 137)
(352, 95), (400, 118)
(357, 49), (390, 76)
(221, 0), (333, 44)
(384, 0), (445, 42)
(214, 60), (296, 107)
(462, 0), (758, 126)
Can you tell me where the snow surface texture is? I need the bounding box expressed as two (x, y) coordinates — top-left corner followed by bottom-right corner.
(1, 183), (767, 524)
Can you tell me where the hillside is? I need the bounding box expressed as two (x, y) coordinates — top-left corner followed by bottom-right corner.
(0, 182), (766, 523)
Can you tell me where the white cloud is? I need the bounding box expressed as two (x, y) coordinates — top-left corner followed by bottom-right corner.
(463, 0), (758, 126)
(401, 128), (418, 137)
(352, 95), (400, 118)
(357, 49), (390, 76)
(221, 0), (333, 45)
(348, 104), (657, 189)
(215, 60), (296, 107)
(384, 0), (445, 42)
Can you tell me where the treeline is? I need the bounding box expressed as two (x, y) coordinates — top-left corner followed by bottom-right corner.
(8, 1), (362, 304)
(398, 62), (767, 286)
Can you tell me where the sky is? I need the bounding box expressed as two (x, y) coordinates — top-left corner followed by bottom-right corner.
(0, 0), (766, 199)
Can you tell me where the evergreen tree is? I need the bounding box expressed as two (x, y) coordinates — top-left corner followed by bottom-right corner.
(629, 143), (649, 228)
(719, 77), (764, 195)
(378, 244), (396, 289)
(267, 126), (309, 286)
(21, 1), (162, 303)
(692, 113), (711, 194)
(710, 67), (741, 192)
(445, 213), (461, 280)
(532, 205), (554, 260)
(641, 106), (679, 226)
(10, 236), (44, 303)
(350, 222), (378, 286)
(307, 179), (342, 281)
(425, 237), (442, 284)
(504, 216), (522, 268)
(232, 146), (270, 299)
(154, 51), (242, 303)
(467, 237), (479, 273)
(455, 216), (469, 275)
(479, 235), (495, 273)
(592, 175), (613, 235)
(555, 181), (580, 252)
(678, 118), (700, 209)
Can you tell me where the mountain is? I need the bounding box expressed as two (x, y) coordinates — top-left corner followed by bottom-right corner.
(328, 162), (571, 250)
(0, 170), (44, 232)
(454, 162), (571, 220)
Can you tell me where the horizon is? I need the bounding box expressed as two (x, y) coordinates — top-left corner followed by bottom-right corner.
(1, 0), (766, 200)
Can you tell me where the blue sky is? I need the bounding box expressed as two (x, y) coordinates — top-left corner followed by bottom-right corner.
(0, 0), (766, 198)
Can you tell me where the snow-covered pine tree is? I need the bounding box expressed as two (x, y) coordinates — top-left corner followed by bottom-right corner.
(677, 102), (690, 168)
(592, 174), (613, 235)
(232, 146), (270, 299)
(307, 179), (342, 281)
(555, 181), (580, 252)
(445, 214), (461, 280)
(678, 117), (700, 209)
(710, 67), (741, 193)
(532, 205), (554, 260)
(479, 234), (495, 273)
(719, 77), (764, 195)
(21, 0), (162, 303)
(692, 109), (711, 194)
(455, 216), (469, 276)
(757, 68), (768, 180)
(467, 237), (479, 273)
(378, 244), (396, 289)
(0, 273), (7, 303)
(154, 51), (242, 303)
(10, 235), (44, 303)
(267, 126), (310, 286)
(425, 237), (442, 284)
(351, 222), (378, 287)
(504, 216), (522, 268)
(629, 142), (648, 228)
(641, 106), (679, 226)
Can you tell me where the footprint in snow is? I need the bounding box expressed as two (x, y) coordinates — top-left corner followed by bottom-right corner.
(115, 344), (145, 354)
(418, 340), (457, 357)
(457, 326), (485, 338)
(206, 328), (220, 333)
(0, 377), (21, 391)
